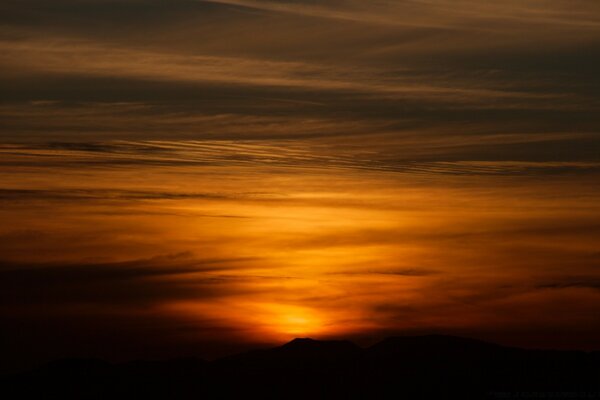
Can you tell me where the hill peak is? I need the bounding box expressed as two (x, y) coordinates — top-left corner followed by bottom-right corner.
(282, 337), (358, 350)
(287, 337), (317, 344)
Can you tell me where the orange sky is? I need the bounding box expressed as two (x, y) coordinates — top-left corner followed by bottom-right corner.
(2, 141), (599, 361)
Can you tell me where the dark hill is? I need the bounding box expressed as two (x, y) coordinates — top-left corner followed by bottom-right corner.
(217, 337), (361, 366)
(2, 335), (599, 399)
(369, 334), (509, 355)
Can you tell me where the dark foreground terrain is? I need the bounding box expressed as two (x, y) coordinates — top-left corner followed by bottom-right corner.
(2, 335), (599, 399)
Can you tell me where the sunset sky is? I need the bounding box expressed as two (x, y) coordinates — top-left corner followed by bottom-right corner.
(1, 0), (600, 372)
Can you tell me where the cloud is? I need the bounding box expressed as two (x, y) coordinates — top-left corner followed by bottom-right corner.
(197, 0), (600, 31)
(2, 0), (599, 149)
(0, 254), (268, 309)
(330, 268), (439, 277)
(0, 254), (278, 372)
(2, 141), (599, 176)
(536, 278), (600, 291)
(3, 35), (558, 105)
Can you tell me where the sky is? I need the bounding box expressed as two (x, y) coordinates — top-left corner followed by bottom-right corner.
(1, 0), (600, 372)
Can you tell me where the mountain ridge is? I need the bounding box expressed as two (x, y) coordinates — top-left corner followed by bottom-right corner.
(3, 335), (600, 399)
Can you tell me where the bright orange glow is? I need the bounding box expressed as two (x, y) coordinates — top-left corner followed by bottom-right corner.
(246, 303), (324, 339)
(1, 142), (600, 348)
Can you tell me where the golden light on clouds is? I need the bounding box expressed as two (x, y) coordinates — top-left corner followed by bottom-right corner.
(2, 141), (599, 351)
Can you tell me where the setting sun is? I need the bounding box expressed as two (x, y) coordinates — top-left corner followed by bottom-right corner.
(259, 304), (323, 338)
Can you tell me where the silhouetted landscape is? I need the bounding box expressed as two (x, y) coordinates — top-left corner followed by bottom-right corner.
(3, 335), (599, 399)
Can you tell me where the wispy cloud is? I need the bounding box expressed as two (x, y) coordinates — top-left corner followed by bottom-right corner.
(2, 141), (599, 175)
(197, 0), (600, 30)
(2, 36), (555, 104)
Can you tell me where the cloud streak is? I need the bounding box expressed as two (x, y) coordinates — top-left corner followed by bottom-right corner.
(2, 141), (599, 175)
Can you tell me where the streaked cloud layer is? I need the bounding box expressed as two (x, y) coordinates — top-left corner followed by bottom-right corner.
(1, 0), (599, 371)
(2, 0), (599, 145)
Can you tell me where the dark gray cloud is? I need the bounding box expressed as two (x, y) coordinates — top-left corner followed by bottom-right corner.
(0, 255), (272, 373)
(1, 0), (599, 167)
(0, 188), (240, 202)
(2, 141), (599, 176)
(536, 278), (600, 291)
(0, 254), (265, 307)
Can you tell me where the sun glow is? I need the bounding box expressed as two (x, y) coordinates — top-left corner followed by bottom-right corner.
(259, 303), (323, 338)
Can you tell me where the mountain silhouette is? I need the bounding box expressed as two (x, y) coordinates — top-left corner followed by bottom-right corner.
(2, 335), (599, 399)
(217, 337), (361, 367)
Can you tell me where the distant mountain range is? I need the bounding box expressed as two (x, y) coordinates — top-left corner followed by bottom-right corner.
(3, 335), (599, 399)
